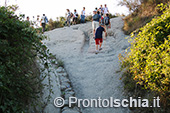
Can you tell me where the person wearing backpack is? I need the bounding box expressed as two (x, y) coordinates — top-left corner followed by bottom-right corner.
(41, 14), (48, 33)
(92, 10), (101, 38)
(104, 13), (111, 39)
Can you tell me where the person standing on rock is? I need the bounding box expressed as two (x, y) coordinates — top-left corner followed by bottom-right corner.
(35, 16), (40, 28)
(41, 14), (48, 33)
(94, 23), (106, 54)
(103, 4), (109, 16)
(99, 5), (104, 15)
(81, 7), (86, 23)
(65, 9), (71, 27)
(92, 10), (101, 38)
(72, 9), (78, 25)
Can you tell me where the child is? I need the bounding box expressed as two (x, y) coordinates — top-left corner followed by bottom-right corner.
(94, 23), (107, 54)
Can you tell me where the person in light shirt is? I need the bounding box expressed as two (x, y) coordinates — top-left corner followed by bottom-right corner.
(41, 14), (48, 33)
(65, 9), (71, 27)
(72, 9), (78, 25)
(103, 4), (109, 16)
(81, 7), (86, 23)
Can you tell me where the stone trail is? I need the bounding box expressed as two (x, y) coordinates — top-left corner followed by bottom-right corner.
(43, 17), (130, 113)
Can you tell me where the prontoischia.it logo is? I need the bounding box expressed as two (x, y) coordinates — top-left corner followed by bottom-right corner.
(54, 97), (160, 108)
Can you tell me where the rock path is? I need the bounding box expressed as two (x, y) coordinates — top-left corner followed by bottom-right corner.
(43, 17), (130, 113)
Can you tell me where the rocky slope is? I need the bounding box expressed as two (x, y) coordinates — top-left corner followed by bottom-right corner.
(43, 17), (130, 113)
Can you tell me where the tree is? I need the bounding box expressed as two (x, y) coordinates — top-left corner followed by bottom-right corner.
(118, 0), (141, 12)
(7, 4), (19, 12)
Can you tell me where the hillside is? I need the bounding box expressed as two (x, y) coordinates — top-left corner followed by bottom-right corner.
(122, 0), (169, 34)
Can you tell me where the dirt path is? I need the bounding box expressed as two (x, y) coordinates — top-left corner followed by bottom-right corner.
(43, 17), (130, 113)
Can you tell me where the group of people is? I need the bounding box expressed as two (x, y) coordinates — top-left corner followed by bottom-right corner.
(26, 14), (48, 33)
(65, 7), (86, 27)
(26, 4), (111, 51)
(65, 4), (111, 54)
(92, 4), (111, 54)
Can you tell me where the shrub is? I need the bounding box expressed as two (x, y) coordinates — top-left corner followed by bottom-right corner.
(119, 4), (170, 106)
(47, 19), (64, 30)
(85, 15), (92, 22)
(0, 6), (52, 112)
(57, 60), (64, 68)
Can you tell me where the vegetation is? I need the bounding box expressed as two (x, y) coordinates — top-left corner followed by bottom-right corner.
(57, 60), (64, 68)
(120, 0), (169, 34)
(119, 3), (170, 112)
(0, 6), (53, 112)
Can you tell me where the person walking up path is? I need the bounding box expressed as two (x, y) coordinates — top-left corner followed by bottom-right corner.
(41, 14), (48, 33)
(104, 13), (111, 39)
(81, 7), (86, 23)
(92, 10), (101, 38)
(94, 23), (106, 54)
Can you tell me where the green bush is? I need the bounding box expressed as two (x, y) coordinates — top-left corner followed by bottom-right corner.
(47, 19), (64, 30)
(120, 4), (170, 102)
(0, 6), (52, 112)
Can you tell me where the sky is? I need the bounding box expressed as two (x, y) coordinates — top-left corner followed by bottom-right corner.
(0, 0), (129, 20)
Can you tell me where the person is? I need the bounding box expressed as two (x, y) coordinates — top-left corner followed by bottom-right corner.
(95, 7), (98, 11)
(26, 16), (31, 26)
(26, 16), (30, 22)
(32, 16), (36, 25)
(35, 17), (40, 28)
(72, 9), (78, 25)
(104, 13), (111, 39)
(101, 13), (104, 24)
(103, 4), (109, 17)
(41, 14), (48, 33)
(99, 5), (104, 15)
(94, 23), (107, 54)
(81, 7), (85, 23)
(65, 9), (71, 27)
(92, 10), (101, 38)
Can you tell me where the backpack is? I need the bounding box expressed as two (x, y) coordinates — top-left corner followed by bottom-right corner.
(76, 13), (78, 17)
(45, 16), (48, 23)
(105, 17), (109, 25)
(93, 14), (99, 21)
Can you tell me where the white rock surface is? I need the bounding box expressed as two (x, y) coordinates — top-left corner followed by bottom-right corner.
(43, 17), (130, 113)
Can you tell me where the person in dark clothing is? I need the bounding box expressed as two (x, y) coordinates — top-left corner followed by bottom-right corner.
(104, 13), (111, 39)
(94, 23), (106, 54)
